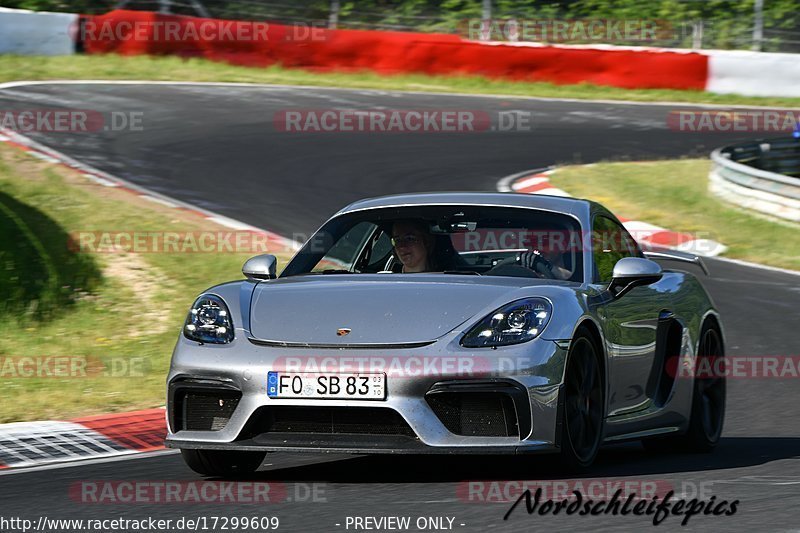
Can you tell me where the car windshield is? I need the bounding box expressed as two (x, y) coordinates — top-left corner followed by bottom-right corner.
(281, 205), (584, 282)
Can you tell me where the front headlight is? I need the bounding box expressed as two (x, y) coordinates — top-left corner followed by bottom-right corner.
(183, 294), (234, 344)
(461, 298), (552, 348)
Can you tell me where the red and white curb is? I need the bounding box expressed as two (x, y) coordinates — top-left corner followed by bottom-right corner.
(0, 127), (301, 253)
(0, 409), (166, 469)
(499, 168), (728, 257)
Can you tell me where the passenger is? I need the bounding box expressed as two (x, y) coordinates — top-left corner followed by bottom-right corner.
(391, 220), (436, 273)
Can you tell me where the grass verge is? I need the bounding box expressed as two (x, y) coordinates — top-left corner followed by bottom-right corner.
(2, 54), (800, 107)
(0, 144), (293, 422)
(548, 158), (800, 271)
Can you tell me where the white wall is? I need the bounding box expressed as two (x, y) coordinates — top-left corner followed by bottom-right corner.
(706, 49), (800, 98)
(0, 7), (77, 56)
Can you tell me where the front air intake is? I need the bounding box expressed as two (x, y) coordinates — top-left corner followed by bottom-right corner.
(427, 391), (520, 437)
(172, 388), (241, 431)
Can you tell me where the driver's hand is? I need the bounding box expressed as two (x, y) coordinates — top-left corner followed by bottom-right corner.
(516, 250), (555, 278)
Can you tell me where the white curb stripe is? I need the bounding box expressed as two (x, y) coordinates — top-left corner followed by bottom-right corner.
(0, 421), (132, 468)
(622, 220), (667, 233)
(141, 195), (180, 208)
(534, 187), (571, 197)
(512, 176), (550, 190)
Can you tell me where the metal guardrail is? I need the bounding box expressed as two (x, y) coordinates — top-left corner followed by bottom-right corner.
(711, 138), (800, 201)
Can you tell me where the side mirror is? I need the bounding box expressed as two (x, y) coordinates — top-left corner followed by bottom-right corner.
(243, 254), (277, 281)
(608, 257), (662, 299)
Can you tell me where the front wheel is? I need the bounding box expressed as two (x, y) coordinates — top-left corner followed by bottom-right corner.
(560, 330), (604, 471)
(180, 449), (265, 477)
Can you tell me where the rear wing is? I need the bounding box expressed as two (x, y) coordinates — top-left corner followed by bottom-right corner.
(643, 248), (709, 276)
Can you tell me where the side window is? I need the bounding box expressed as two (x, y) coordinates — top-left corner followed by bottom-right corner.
(312, 221), (376, 272)
(592, 216), (639, 283)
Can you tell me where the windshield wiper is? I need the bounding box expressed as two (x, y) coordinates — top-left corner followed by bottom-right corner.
(322, 269), (352, 274)
(442, 270), (481, 276)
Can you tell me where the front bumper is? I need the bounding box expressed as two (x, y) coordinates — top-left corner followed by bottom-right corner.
(165, 333), (569, 455)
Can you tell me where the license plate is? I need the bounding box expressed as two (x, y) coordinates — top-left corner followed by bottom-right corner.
(267, 372), (386, 400)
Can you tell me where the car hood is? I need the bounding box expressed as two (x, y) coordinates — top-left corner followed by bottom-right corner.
(248, 274), (537, 346)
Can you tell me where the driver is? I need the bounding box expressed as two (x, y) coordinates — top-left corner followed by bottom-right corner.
(391, 220), (437, 273)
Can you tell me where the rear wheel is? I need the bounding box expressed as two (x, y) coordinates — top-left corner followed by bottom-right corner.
(642, 322), (725, 453)
(180, 449), (265, 477)
(560, 330), (604, 471)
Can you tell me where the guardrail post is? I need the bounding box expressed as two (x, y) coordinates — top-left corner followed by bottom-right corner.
(481, 0), (492, 41)
(691, 20), (704, 49)
(329, 0), (340, 29)
(752, 0), (764, 51)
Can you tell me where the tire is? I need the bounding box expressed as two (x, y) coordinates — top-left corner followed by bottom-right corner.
(642, 322), (725, 453)
(560, 329), (605, 471)
(180, 449), (265, 478)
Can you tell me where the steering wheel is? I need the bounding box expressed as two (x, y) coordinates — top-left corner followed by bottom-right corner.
(514, 250), (557, 279)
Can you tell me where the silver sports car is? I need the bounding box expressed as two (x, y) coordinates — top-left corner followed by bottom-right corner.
(166, 192), (725, 475)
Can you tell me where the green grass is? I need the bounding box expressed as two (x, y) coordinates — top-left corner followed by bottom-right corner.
(548, 159), (800, 271)
(0, 146), (293, 422)
(2, 54), (800, 107)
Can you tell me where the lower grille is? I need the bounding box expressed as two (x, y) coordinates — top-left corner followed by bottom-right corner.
(259, 407), (416, 437)
(175, 389), (241, 431)
(427, 392), (519, 437)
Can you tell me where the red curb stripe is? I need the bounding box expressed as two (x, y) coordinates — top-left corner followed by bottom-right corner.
(513, 172), (551, 186)
(5, 140), (32, 151)
(517, 182), (556, 194)
(645, 230), (695, 246)
(73, 408), (166, 451)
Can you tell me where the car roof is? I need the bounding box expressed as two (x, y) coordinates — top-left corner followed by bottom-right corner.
(335, 192), (598, 220)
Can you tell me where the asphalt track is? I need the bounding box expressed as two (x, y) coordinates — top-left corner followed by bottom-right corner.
(0, 83), (798, 532)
